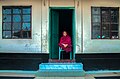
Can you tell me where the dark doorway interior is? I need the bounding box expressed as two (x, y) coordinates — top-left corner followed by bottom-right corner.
(58, 9), (73, 40)
(49, 9), (74, 59)
(59, 10), (73, 59)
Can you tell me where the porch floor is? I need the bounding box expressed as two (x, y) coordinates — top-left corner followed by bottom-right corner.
(48, 59), (76, 63)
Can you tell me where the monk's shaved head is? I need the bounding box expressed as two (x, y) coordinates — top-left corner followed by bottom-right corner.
(63, 31), (67, 36)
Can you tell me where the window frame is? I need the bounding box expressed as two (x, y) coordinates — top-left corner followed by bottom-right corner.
(91, 7), (119, 39)
(2, 6), (32, 39)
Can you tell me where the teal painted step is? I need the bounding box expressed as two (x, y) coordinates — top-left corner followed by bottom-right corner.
(36, 63), (85, 77)
(39, 63), (83, 70)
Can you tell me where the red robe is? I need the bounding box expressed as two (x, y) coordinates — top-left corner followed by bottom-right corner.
(59, 35), (72, 52)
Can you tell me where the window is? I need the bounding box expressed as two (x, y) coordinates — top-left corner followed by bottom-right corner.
(2, 6), (32, 39)
(91, 7), (119, 39)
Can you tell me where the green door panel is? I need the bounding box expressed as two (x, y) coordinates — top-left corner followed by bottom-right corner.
(49, 8), (76, 60)
(50, 9), (59, 59)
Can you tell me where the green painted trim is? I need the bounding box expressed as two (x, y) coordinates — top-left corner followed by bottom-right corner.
(72, 9), (76, 59)
(49, 8), (52, 59)
(49, 7), (75, 9)
(0, 70), (37, 74)
(48, 7), (76, 59)
(86, 70), (120, 74)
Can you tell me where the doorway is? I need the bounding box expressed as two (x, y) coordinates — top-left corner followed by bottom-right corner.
(49, 8), (76, 60)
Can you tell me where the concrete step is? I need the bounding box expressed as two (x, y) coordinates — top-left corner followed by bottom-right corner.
(36, 63), (85, 77)
(39, 63), (83, 70)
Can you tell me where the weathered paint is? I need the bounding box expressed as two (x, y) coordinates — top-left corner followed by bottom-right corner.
(0, 0), (120, 53)
(0, 0), (42, 53)
(82, 0), (120, 53)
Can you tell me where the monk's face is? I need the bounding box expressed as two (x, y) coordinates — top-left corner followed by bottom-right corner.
(63, 31), (67, 36)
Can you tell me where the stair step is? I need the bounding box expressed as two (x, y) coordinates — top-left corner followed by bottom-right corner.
(39, 63), (83, 70)
(36, 63), (85, 77)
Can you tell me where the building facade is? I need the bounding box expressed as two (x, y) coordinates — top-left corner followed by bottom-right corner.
(0, 0), (120, 54)
(0, 0), (120, 79)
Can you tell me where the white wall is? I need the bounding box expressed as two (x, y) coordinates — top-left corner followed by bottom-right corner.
(0, 0), (42, 53)
(0, 0), (120, 53)
(82, 0), (120, 53)
(0, 0), (79, 53)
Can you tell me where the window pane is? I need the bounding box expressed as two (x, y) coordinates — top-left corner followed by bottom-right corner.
(22, 31), (31, 38)
(111, 8), (119, 16)
(111, 8), (119, 23)
(102, 24), (110, 39)
(3, 15), (11, 22)
(3, 9), (11, 14)
(92, 7), (100, 14)
(102, 15), (110, 22)
(111, 15), (118, 23)
(101, 8), (109, 15)
(13, 9), (21, 14)
(3, 31), (11, 38)
(111, 32), (119, 39)
(92, 7), (119, 39)
(22, 23), (31, 31)
(92, 15), (101, 23)
(23, 15), (30, 22)
(101, 8), (110, 23)
(13, 23), (21, 30)
(3, 23), (11, 30)
(102, 31), (110, 39)
(23, 8), (31, 14)
(102, 24), (110, 30)
(111, 24), (118, 31)
(2, 6), (31, 39)
(13, 15), (21, 22)
(12, 31), (21, 38)
(92, 23), (101, 39)
(92, 30), (101, 39)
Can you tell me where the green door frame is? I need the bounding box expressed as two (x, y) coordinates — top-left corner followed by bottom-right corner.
(49, 7), (76, 60)
(49, 8), (59, 59)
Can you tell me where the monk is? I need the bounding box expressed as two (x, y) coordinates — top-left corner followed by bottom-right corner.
(59, 31), (72, 53)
